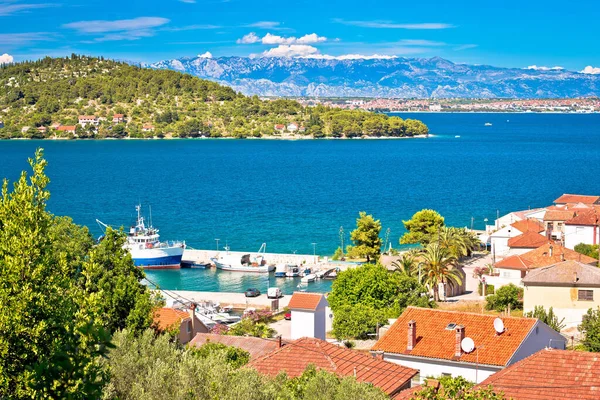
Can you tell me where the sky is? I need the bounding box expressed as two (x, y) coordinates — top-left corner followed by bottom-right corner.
(1, 0), (600, 72)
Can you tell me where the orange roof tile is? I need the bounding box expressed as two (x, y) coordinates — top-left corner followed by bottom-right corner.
(507, 232), (550, 248)
(478, 349), (600, 399)
(510, 219), (544, 233)
(565, 209), (600, 226)
(544, 210), (575, 222)
(554, 194), (600, 205)
(494, 254), (534, 271)
(521, 243), (597, 268)
(250, 337), (417, 396)
(57, 125), (76, 131)
(153, 307), (189, 331)
(372, 307), (536, 367)
(287, 292), (326, 311)
(189, 333), (284, 360)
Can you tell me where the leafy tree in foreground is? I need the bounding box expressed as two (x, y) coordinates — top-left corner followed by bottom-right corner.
(579, 307), (600, 352)
(400, 209), (445, 245)
(411, 376), (506, 399)
(0, 149), (109, 398)
(346, 211), (382, 262)
(525, 306), (565, 332)
(485, 283), (523, 312)
(574, 243), (599, 260)
(332, 303), (387, 340)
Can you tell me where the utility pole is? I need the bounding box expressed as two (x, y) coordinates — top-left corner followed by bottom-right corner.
(311, 242), (317, 256)
(215, 238), (220, 251)
(339, 226), (345, 258)
(471, 216), (474, 231)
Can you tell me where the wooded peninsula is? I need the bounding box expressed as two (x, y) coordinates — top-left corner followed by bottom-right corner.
(0, 55), (429, 140)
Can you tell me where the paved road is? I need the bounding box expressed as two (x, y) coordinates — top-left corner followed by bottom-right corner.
(163, 290), (291, 310)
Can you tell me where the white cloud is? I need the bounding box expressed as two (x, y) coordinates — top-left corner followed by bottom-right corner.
(245, 21), (281, 29)
(63, 17), (170, 34)
(0, 32), (53, 45)
(333, 19), (454, 29)
(238, 32), (327, 45)
(0, 2), (57, 16)
(179, 0), (196, 3)
(454, 44), (477, 51)
(397, 39), (445, 46)
(197, 51), (212, 58)
(581, 66), (600, 74)
(237, 32), (260, 44)
(262, 45), (319, 57)
(525, 65), (564, 71)
(0, 53), (13, 63)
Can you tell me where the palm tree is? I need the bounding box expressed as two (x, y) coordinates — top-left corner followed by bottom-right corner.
(419, 243), (463, 301)
(433, 227), (480, 259)
(392, 252), (418, 278)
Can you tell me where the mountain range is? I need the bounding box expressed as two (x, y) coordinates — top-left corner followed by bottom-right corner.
(144, 56), (600, 99)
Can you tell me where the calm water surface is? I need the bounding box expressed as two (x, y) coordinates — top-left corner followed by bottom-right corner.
(1, 113), (599, 292)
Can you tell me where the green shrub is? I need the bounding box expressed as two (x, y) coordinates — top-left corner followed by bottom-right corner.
(485, 284), (522, 311)
(525, 306), (565, 332)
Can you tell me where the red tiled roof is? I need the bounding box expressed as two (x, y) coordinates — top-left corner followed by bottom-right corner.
(189, 333), (284, 360)
(478, 349), (600, 399)
(113, 114), (124, 118)
(544, 210), (575, 222)
(287, 292), (326, 311)
(78, 115), (97, 119)
(565, 209), (599, 226)
(250, 337), (417, 396)
(494, 254), (534, 271)
(153, 307), (189, 331)
(510, 219), (544, 234)
(56, 125), (76, 131)
(507, 232), (550, 248)
(520, 243), (597, 268)
(554, 194), (600, 205)
(372, 307), (536, 367)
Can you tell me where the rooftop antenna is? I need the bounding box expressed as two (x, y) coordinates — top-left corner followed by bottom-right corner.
(493, 317), (505, 335)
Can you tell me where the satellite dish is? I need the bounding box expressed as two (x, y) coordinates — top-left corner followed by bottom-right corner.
(494, 318), (505, 334)
(461, 337), (475, 353)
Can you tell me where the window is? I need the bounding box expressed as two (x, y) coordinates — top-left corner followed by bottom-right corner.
(578, 290), (594, 301)
(547, 222), (554, 231)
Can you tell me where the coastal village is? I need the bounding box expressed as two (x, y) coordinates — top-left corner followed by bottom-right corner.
(146, 192), (600, 399)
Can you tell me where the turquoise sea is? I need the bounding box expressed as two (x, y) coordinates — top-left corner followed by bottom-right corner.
(1, 113), (599, 293)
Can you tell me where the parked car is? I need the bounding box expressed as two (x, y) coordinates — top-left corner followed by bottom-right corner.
(245, 288), (261, 297)
(267, 287), (282, 299)
(284, 312), (291, 320)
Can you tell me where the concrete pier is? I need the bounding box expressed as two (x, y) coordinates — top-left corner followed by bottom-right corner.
(183, 249), (320, 265)
(162, 289), (292, 310)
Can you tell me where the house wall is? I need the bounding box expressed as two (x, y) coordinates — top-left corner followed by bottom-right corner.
(177, 316), (210, 344)
(291, 310), (315, 340)
(486, 269), (523, 289)
(313, 306), (327, 340)
(506, 247), (534, 256)
(382, 353), (500, 384)
(490, 226), (522, 258)
(564, 225), (598, 250)
(509, 321), (566, 363)
(325, 306), (334, 333)
(524, 285), (600, 327)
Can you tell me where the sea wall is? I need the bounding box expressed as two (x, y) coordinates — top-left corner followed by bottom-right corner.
(183, 249), (319, 265)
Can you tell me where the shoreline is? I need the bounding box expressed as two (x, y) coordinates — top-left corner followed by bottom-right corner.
(0, 134), (430, 141)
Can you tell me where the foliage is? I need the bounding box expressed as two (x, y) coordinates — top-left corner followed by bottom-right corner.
(328, 263), (433, 338)
(80, 227), (159, 334)
(392, 252), (419, 278)
(0, 149), (110, 398)
(346, 211), (382, 262)
(525, 306), (565, 332)
(574, 243), (599, 260)
(103, 330), (387, 400)
(579, 307), (600, 352)
(400, 209), (445, 245)
(226, 317), (276, 338)
(419, 243), (462, 302)
(477, 282), (495, 296)
(192, 342), (250, 369)
(432, 227), (481, 258)
(332, 247), (343, 261)
(411, 376), (506, 399)
(0, 55), (428, 140)
(485, 284), (523, 312)
(332, 304), (387, 340)
(244, 310), (274, 324)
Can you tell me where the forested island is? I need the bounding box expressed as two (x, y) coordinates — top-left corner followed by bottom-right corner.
(0, 55), (429, 140)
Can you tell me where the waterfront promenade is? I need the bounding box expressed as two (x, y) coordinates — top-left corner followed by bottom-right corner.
(162, 289), (292, 309)
(183, 249), (319, 265)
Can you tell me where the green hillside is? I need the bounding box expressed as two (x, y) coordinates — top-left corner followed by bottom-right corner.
(0, 54), (428, 139)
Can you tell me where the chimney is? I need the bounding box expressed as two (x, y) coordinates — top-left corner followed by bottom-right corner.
(277, 335), (283, 348)
(455, 325), (465, 357)
(573, 272), (578, 283)
(561, 253), (565, 261)
(373, 350), (385, 360)
(549, 245), (553, 257)
(189, 303), (197, 333)
(407, 320), (417, 351)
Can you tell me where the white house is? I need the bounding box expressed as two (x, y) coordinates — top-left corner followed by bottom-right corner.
(554, 193), (600, 206)
(542, 209), (575, 241)
(112, 113), (125, 123)
(372, 307), (566, 384)
(489, 219), (545, 260)
(564, 209), (599, 250)
(493, 208), (545, 231)
(286, 123), (298, 132)
(288, 292), (328, 340)
(78, 115), (99, 127)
